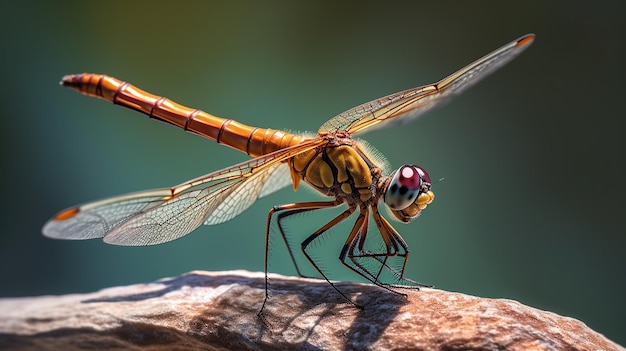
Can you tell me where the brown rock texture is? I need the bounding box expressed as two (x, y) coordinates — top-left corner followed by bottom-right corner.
(0, 270), (622, 351)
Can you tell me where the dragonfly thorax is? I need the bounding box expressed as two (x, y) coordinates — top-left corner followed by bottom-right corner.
(290, 138), (383, 205)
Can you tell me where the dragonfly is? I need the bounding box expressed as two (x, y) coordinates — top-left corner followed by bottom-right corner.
(43, 34), (534, 315)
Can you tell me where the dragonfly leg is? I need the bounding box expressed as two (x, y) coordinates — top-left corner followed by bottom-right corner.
(258, 200), (343, 320)
(299, 205), (360, 308)
(338, 205), (431, 294)
(274, 202), (341, 279)
(372, 205), (431, 288)
(336, 207), (406, 295)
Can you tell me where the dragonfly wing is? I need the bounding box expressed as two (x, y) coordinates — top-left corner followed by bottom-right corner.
(259, 162), (291, 198)
(43, 139), (323, 246)
(318, 34), (534, 136)
(102, 184), (233, 246)
(42, 189), (172, 240)
(204, 162), (290, 225)
(104, 141), (321, 245)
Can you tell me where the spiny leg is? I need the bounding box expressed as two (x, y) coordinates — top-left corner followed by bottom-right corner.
(258, 200), (343, 319)
(340, 205), (430, 291)
(367, 204), (405, 283)
(336, 206), (407, 295)
(345, 211), (411, 285)
(274, 201), (342, 278)
(370, 204), (431, 288)
(298, 205), (359, 307)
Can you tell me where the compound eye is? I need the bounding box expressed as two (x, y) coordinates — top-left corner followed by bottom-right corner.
(384, 165), (430, 210)
(414, 166), (431, 185)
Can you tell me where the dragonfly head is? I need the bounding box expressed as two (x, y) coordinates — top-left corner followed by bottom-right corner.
(383, 165), (434, 223)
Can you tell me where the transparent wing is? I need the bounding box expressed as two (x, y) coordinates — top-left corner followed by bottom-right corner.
(203, 162), (290, 225)
(318, 34), (534, 136)
(42, 189), (172, 240)
(43, 139), (323, 246)
(259, 162), (291, 198)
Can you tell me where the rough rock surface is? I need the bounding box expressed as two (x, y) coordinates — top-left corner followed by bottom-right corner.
(0, 270), (622, 351)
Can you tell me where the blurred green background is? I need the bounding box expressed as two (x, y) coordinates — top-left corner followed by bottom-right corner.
(1, 0), (624, 345)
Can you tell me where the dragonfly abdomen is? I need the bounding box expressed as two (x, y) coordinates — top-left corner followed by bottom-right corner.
(61, 74), (303, 157)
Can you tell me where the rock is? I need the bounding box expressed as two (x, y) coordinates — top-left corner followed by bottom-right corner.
(0, 270), (622, 351)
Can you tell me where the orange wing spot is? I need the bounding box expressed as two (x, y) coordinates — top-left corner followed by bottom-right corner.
(517, 34), (535, 47)
(54, 207), (80, 221)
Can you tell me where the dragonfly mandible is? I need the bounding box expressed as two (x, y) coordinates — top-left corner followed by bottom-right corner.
(43, 34), (534, 315)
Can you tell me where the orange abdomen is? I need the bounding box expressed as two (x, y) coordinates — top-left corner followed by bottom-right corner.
(61, 74), (304, 157)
